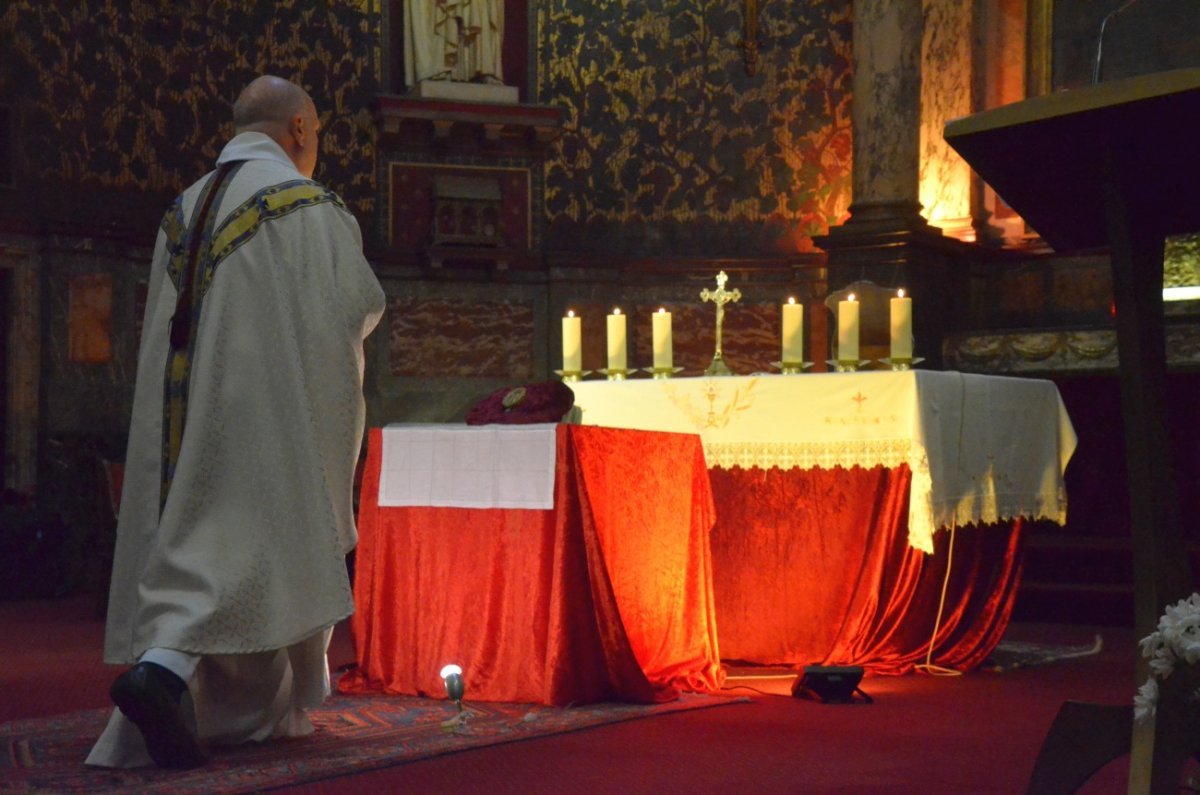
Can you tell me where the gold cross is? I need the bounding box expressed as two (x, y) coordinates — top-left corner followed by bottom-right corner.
(700, 271), (741, 376)
(851, 391), (867, 410)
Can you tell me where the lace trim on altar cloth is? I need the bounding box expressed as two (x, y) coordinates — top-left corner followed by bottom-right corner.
(702, 439), (914, 470)
(915, 491), (1070, 555)
(934, 493), (1069, 532)
(908, 463), (937, 553)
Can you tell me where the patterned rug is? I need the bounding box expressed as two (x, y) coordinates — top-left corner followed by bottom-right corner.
(982, 634), (1105, 672)
(2, 691), (743, 793)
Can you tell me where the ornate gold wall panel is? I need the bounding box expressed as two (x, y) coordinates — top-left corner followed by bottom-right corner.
(0, 1), (383, 231)
(538, 0), (853, 256)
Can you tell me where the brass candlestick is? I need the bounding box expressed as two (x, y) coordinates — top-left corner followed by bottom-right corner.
(882, 356), (924, 371)
(771, 360), (812, 375)
(700, 271), (741, 376)
(553, 369), (591, 382)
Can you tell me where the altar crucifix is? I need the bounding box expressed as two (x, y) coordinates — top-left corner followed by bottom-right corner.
(700, 270), (741, 376)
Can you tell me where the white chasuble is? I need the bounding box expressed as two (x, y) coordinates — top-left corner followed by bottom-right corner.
(102, 132), (384, 666)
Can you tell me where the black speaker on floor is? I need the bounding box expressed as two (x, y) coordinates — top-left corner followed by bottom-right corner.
(791, 665), (872, 704)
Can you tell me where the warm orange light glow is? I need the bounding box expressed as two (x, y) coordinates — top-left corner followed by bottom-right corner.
(918, 13), (972, 239)
(566, 309), (575, 318)
(612, 307), (622, 315)
(787, 296), (797, 305)
(848, 293), (857, 302)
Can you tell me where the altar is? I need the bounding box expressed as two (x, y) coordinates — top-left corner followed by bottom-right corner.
(570, 370), (1076, 671)
(340, 423), (724, 706)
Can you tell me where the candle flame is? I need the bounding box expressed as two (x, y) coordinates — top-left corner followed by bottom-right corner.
(848, 293), (857, 302)
(657, 307), (667, 314)
(566, 310), (575, 318)
(787, 296), (796, 305)
(612, 307), (622, 316)
(897, 288), (906, 299)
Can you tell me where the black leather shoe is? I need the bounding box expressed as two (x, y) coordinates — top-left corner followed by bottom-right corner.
(110, 661), (209, 769)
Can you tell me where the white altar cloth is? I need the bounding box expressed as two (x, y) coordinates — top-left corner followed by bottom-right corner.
(378, 424), (558, 510)
(569, 371), (1076, 553)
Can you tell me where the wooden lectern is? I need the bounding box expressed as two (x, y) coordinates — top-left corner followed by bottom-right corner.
(945, 68), (1200, 794)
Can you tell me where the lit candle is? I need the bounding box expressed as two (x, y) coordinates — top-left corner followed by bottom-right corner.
(606, 307), (627, 371)
(652, 307), (673, 369)
(781, 297), (803, 363)
(838, 293), (859, 362)
(890, 288), (913, 360)
(562, 310), (581, 372)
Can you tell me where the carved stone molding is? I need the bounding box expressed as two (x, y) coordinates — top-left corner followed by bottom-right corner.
(944, 324), (1200, 373)
(374, 95), (564, 155)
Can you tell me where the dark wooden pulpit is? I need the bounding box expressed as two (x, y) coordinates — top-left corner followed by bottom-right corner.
(945, 67), (1200, 795)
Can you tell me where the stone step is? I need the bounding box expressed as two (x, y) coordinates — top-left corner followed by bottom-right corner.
(1020, 534), (1132, 587)
(1014, 534), (1200, 626)
(1012, 581), (1134, 627)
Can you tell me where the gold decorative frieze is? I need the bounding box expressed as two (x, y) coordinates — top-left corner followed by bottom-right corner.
(944, 326), (1200, 373)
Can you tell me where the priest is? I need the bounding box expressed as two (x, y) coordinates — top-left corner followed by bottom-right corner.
(86, 75), (385, 769)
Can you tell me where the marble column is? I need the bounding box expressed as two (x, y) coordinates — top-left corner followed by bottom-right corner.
(921, 0), (974, 236)
(814, 0), (973, 368)
(842, 0), (926, 229)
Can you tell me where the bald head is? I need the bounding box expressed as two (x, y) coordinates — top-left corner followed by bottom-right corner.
(232, 76), (321, 177)
(233, 76), (310, 133)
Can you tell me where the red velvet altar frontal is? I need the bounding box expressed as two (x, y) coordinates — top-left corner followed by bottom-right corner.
(340, 425), (724, 706)
(709, 466), (1025, 675)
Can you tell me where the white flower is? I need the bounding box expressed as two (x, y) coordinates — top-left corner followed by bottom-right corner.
(1135, 593), (1200, 719)
(1159, 595), (1200, 645)
(1134, 676), (1159, 724)
(1149, 650), (1177, 678)
(1140, 631), (1166, 659)
(1180, 638), (1200, 666)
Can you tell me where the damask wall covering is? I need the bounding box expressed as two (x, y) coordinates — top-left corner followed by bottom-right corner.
(538, 0), (852, 257)
(0, 0), (384, 236)
(0, 0), (387, 482)
(1, 0), (853, 256)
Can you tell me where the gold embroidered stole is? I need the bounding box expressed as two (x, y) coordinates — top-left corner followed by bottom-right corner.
(157, 171), (350, 513)
(160, 162), (242, 512)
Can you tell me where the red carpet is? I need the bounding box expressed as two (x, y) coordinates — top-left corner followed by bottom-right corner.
(0, 596), (1142, 793)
